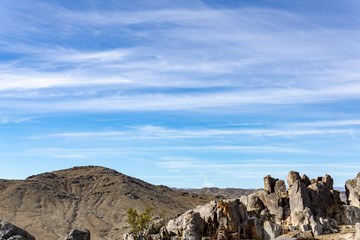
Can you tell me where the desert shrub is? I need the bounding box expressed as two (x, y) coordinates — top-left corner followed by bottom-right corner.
(126, 207), (167, 234)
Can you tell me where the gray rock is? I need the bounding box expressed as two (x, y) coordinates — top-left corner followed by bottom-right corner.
(241, 192), (265, 214)
(0, 221), (35, 240)
(264, 175), (278, 194)
(122, 233), (137, 240)
(310, 219), (323, 236)
(159, 226), (170, 240)
(263, 221), (282, 240)
(298, 223), (310, 232)
(340, 205), (360, 225)
(355, 223), (360, 240)
(301, 174), (311, 187)
(169, 210), (204, 240)
(288, 180), (311, 225)
(264, 193), (284, 221)
(274, 180), (287, 198)
(64, 229), (90, 240)
(167, 199), (251, 240)
(346, 173), (360, 207)
(275, 230), (313, 240)
(287, 171), (301, 189)
(216, 199), (248, 234)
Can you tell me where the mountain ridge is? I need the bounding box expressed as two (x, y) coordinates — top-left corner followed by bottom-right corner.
(0, 166), (223, 240)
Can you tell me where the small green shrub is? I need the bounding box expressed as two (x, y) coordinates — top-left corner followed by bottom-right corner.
(126, 207), (167, 234)
(126, 206), (154, 233)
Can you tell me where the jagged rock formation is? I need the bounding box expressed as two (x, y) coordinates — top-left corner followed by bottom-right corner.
(64, 229), (90, 240)
(0, 221), (35, 240)
(346, 172), (360, 208)
(0, 166), (219, 240)
(124, 171), (349, 240)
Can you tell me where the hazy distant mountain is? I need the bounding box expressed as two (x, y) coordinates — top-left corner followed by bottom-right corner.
(174, 187), (258, 199)
(0, 166), (220, 240)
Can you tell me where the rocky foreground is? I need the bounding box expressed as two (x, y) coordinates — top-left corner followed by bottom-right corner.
(4, 169), (360, 240)
(124, 171), (360, 240)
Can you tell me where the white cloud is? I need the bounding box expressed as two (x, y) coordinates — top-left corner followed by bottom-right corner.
(290, 120), (360, 128)
(52, 154), (85, 159)
(28, 125), (356, 140)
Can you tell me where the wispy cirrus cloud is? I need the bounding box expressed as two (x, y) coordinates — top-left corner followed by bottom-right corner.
(28, 125), (356, 140)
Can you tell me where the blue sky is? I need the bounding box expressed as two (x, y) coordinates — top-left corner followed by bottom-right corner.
(1, 0), (360, 188)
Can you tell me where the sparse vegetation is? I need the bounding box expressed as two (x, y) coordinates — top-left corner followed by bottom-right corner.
(126, 207), (167, 234)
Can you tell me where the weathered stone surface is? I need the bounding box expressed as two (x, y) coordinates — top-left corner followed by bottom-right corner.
(275, 230), (313, 240)
(264, 193), (283, 221)
(301, 174), (311, 187)
(167, 210), (204, 240)
(263, 221), (282, 240)
(289, 180), (311, 224)
(307, 181), (341, 218)
(167, 199), (250, 240)
(340, 205), (360, 225)
(310, 220), (323, 236)
(64, 229), (90, 240)
(216, 199), (248, 234)
(0, 221), (35, 240)
(246, 217), (263, 240)
(247, 194), (266, 214)
(264, 175), (278, 194)
(122, 232), (138, 240)
(159, 226), (170, 240)
(287, 171), (301, 188)
(274, 180), (287, 198)
(346, 173), (360, 208)
(355, 223), (360, 240)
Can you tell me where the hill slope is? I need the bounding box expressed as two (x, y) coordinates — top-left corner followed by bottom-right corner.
(174, 187), (257, 199)
(0, 166), (219, 240)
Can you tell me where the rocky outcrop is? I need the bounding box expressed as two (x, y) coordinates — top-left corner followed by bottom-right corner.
(286, 171), (301, 188)
(0, 221), (35, 240)
(167, 199), (251, 239)
(64, 229), (90, 240)
(346, 172), (360, 208)
(123, 171), (360, 240)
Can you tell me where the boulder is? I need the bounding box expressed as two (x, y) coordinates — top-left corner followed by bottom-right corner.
(64, 229), (90, 240)
(167, 199), (250, 240)
(307, 181), (341, 218)
(246, 194), (266, 214)
(167, 210), (204, 240)
(274, 180), (287, 198)
(0, 221), (35, 240)
(346, 173), (360, 208)
(216, 199), (248, 234)
(246, 217), (263, 240)
(264, 175), (278, 194)
(159, 226), (170, 240)
(310, 219), (323, 236)
(264, 193), (283, 221)
(288, 180), (311, 225)
(286, 171), (300, 189)
(263, 221), (282, 240)
(301, 174), (311, 187)
(340, 205), (360, 225)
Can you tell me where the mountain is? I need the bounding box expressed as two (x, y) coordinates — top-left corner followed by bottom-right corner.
(174, 187), (258, 199)
(0, 166), (220, 240)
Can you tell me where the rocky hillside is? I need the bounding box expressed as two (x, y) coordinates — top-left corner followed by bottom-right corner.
(0, 166), (219, 240)
(125, 171), (360, 240)
(173, 187), (257, 199)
